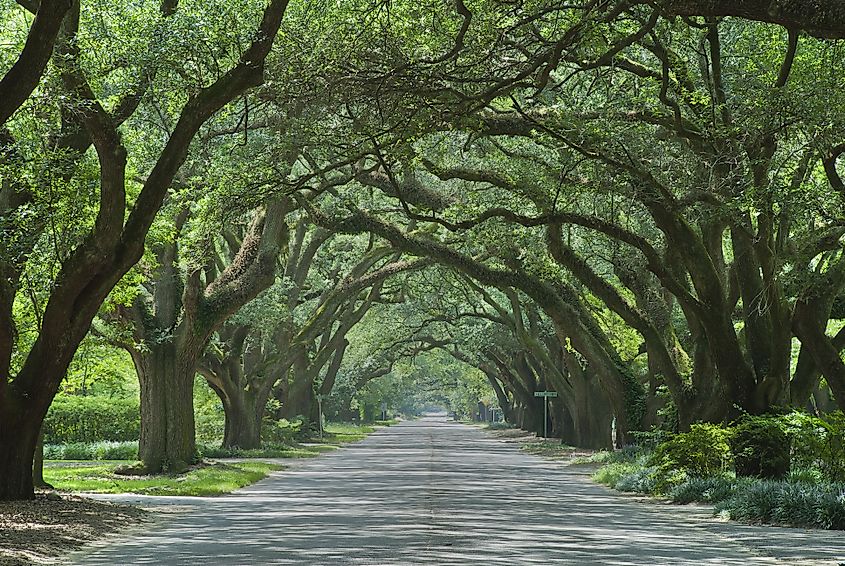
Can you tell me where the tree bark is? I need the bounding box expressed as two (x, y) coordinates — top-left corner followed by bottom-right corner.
(132, 342), (197, 473)
(221, 387), (261, 450)
(0, 400), (41, 499)
(654, 0), (845, 38)
(0, 0), (73, 126)
(281, 352), (317, 425)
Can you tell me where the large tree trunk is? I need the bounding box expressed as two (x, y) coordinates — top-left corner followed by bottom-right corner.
(133, 343), (196, 473)
(281, 355), (316, 425)
(221, 386), (261, 450)
(564, 357), (614, 449)
(32, 427), (52, 489)
(0, 403), (41, 499)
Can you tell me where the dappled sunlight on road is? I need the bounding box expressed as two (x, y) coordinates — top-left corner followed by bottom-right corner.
(72, 418), (845, 565)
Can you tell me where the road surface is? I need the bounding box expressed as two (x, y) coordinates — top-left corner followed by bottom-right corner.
(71, 417), (845, 565)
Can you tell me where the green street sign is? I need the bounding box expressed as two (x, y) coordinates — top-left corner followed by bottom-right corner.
(534, 391), (558, 398)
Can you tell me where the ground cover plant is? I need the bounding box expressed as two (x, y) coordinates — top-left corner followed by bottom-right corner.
(592, 412), (845, 530)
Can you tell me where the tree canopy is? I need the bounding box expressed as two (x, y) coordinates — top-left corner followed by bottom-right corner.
(1, 0), (844, 500)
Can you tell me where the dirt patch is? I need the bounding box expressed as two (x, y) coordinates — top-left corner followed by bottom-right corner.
(0, 492), (147, 565)
(485, 427), (537, 441)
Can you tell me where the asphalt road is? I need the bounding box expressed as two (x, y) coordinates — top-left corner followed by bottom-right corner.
(71, 417), (845, 565)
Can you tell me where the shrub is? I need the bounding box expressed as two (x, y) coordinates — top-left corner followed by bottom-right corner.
(262, 418), (303, 444)
(651, 423), (733, 480)
(813, 489), (845, 530)
(44, 396), (140, 443)
(614, 466), (659, 494)
(817, 412), (845, 482)
(629, 429), (672, 450)
(44, 441), (138, 460)
(593, 462), (643, 489)
(196, 442), (304, 459)
(787, 468), (823, 483)
(783, 410), (845, 483)
(94, 441), (139, 460)
(731, 414), (790, 479)
(772, 483), (823, 526)
(195, 406), (226, 444)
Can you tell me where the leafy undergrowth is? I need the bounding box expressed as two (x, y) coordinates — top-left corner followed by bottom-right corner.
(45, 441), (139, 461)
(592, 454), (845, 530)
(43, 461), (282, 496)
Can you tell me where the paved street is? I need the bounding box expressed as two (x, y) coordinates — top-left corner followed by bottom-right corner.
(71, 417), (845, 565)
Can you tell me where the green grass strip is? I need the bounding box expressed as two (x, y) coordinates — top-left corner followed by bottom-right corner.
(44, 461), (283, 496)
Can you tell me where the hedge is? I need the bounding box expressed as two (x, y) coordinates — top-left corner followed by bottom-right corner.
(44, 396), (140, 443)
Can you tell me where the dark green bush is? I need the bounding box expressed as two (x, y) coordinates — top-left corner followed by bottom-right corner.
(196, 442), (301, 459)
(772, 483), (823, 526)
(715, 480), (781, 523)
(44, 396), (140, 443)
(814, 488), (845, 530)
(731, 414), (790, 479)
(629, 429), (672, 449)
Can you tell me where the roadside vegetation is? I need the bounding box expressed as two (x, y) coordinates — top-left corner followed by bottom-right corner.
(592, 411), (845, 530)
(43, 462), (282, 497)
(42, 400), (392, 496)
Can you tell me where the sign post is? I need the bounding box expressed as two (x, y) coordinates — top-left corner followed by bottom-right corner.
(317, 393), (324, 441)
(533, 391), (558, 438)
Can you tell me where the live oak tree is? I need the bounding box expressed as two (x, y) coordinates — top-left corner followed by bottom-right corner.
(110, 197), (289, 472)
(308, 3), (845, 430)
(268, 228), (430, 427)
(0, 0), (290, 499)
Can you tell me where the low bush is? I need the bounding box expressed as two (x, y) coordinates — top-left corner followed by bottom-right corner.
(592, 413), (845, 530)
(44, 441), (138, 460)
(650, 423), (732, 489)
(629, 429), (673, 449)
(196, 442), (333, 459)
(716, 480), (781, 523)
(731, 414), (790, 479)
(614, 466), (659, 494)
(785, 410), (845, 483)
(669, 475), (739, 504)
(44, 396), (140, 443)
(593, 462), (643, 489)
(262, 418), (303, 444)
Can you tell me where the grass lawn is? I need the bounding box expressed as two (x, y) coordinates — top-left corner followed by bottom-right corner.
(313, 423), (377, 445)
(43, 461), (282, 496)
